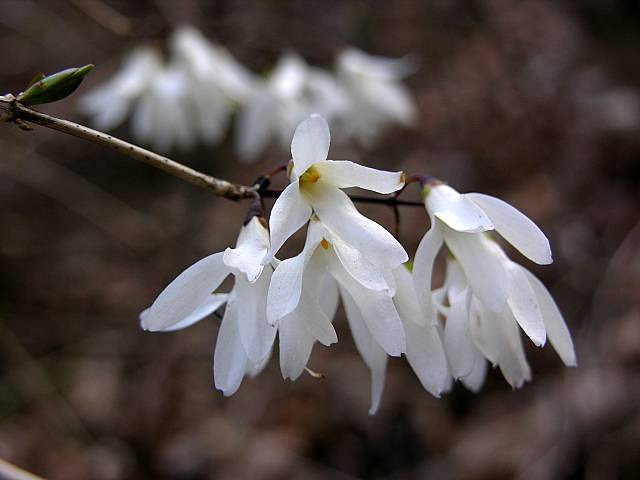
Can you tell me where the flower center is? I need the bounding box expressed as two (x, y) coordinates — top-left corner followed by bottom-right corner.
(299, 166), (321, 184)
(320, 238), (329, 250)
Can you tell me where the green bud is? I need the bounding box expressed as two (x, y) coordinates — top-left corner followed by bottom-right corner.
(404, 260), (414, 272)
(420, 184), (431, 200)
(17, 64), (94, 106)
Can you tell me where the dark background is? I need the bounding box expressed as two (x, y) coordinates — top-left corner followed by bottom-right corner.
(1, 1), (639, 478)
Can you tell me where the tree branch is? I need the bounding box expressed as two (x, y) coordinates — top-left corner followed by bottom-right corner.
(0, 97), (257, 201)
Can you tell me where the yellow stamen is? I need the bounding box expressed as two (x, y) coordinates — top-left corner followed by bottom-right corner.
(300, 167), (321, 184)
(320, 238), (329, 250)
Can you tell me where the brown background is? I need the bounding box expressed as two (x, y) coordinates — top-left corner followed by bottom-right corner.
(1, 1), (639, 478)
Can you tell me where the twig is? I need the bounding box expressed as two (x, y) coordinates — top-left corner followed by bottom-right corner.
(0, 98), (257, 201)
(67, 0), (134, 36)
(0, 98), (426, 208)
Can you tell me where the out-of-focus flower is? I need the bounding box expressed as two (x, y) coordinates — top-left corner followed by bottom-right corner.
(335, 47), (418, 146)
(79, 47), (162, 131)
(265, 114), (407, 271)
(235, 53), (351, 162)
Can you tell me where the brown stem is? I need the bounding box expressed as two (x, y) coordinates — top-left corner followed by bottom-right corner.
(0, 98), (257, 201)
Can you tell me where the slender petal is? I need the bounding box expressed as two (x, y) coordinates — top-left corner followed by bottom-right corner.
(522, 268), (577, 366)
(314, 160), (404, 194)
(466, 193), (552, 264)
(223, 216), (269, 282)
(307, 183), (407, 268)
(412, 219), (443, 323)
(426, 185), (493, 233)
(266, 180), (312, 262)
(393, 265), (429, 326)
(330, 253), (406, 356)
(140, 293), (228, 332)
(291, 114), (330, 177)
(278, 309), (316, 380)
(505, 262), (546, 347)
(341, 287), (388, 415)
(332, 235), (391, 291)
(266, 220), (323, 324)
(443, 289), (475, 379)
(442, 226), (508, 312)
(460, 348), (488, 393)
(142, 252), (230, 331)
(234, 269), (277, 363)
(213, 302), (248, 396)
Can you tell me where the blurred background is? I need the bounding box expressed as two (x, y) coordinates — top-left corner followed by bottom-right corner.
(1, 0), (639, 478)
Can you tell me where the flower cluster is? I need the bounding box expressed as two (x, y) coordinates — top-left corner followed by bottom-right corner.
(79, 26), (417, 159)
(141, 115), (576, 414)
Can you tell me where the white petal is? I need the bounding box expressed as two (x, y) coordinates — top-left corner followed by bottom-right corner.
(506, 262), (546, 347)
(320, 272), (339, 320)
(313, 160), (404, 194)
(234, 270), (277, 362)
(223, 217), (270, 282)
(234, 92), (277, 162)
(443, 289), (475, 379)
(412, 221), (443, 323)
(521, 268), (577, 366)
(466, 193), (552, 264)
(308, 184), (407, 268)
(140, 293), (228, 332)
(442, 227), (509, 312)
(213, 302), (248, 396)
(266, 220), (323, 324)
(265, 180), (312, 262)
(331, 255), (405, 356)
(460, 348), (487, 393)
(403, 319), (449, 396)
(332, 235), (390, 291)
(278, 310), (316, 381)
(340, 287), (388, 415)
(142, 252), (230, 331)
(426, 185), (494, 233)
(297, 252), (338, 345)
(393, 265), (429, 326)
(291, 114), (330, 177)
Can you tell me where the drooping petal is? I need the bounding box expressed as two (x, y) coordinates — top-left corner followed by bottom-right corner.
(332, 235), (391, 291)
(412, 220), (443, 323)
(278, 309), (316, 381)
(142, 252), (230, 331)
(234, 91), (277, 162)
(265, 180), (312, 262)
(442, 226), (509, 312)
(330, 253), (405, 356)
(466, 193), (553, 265)
(506, 262), (546, 347)
(296, 252), (338, 345)
(140, 293), (228, 332)
(213, 302), (248, 396)
(443, 289), (475, 379)
(521, 268), (577, 366)
(341, 287), (388, 415)
(313, 160), (404, 194)
(460, 348), (488, 393)
(403, 318), (449, 396)
(223, 216), (270, 282)
(266, 220), (324, 324)
(426, 184), (494, 233)
(291, 114), (330, 177)
(234, 269), (277, 363)
(320, 272), (339, 321)
(307, 184), (408, 268)
(393, 265), (430, 326)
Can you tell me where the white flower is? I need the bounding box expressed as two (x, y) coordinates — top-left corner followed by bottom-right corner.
(235, 54), (351, 162)
(268, 219), (406, 358)
(79, 46), (162, 131)
(434, 247), (576, 390)
(335, 47), (418, 146)
(413, 183), (553, 317)
(171, 26), (256, 146)
(265, 114), (408, 275)
(140, 217), (276, 395)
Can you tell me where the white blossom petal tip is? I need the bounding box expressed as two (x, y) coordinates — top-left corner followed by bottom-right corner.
(291, 114), (330, 177)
